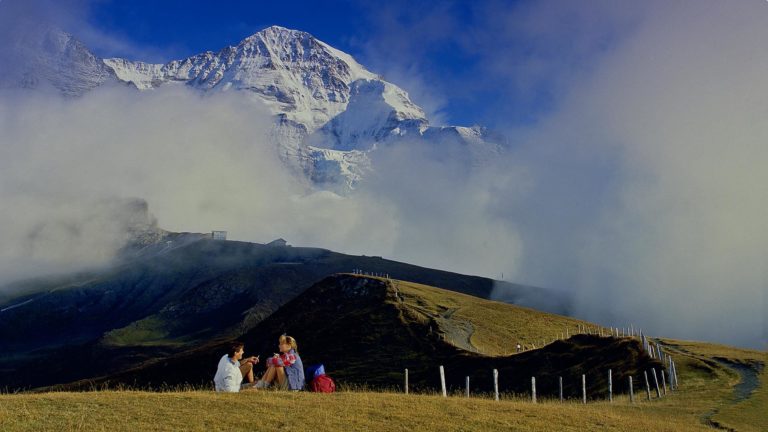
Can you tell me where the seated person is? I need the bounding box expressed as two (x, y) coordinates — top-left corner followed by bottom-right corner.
(213, 341), (259, 392)
(255, 335), (305, 390)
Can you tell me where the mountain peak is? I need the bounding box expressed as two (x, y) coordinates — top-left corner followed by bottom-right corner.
(240, 25), (312, 46)
(0, 26), (116, 97)
(259, 24), (308, 37)
(16, 25), (499, 191)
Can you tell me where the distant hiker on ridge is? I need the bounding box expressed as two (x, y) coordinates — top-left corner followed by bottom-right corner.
(213, 341), (259, 392)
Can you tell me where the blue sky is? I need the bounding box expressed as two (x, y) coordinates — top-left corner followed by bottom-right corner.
(0, 0), (636, 129)
(86, 0), (371, 60)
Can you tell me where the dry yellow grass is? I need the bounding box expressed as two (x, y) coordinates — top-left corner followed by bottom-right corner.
(0, 389), (726, 432)
(661, 339), (765, 363)
(713, 365), (767, 432)
(2, 276), (763, 431)
(1, 336), (763, 432)
(657, 339), (766, 431)
(679, 341), (767, 432)
(393, 279), (596, 355)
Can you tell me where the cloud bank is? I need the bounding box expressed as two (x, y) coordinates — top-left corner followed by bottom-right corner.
(0, 84), (521, 292)
(356, 0), (767, 348)
(482, 1), (766, 348)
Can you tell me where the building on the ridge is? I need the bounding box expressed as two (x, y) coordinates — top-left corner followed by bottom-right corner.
(212, 231), (227, 241)
(267, 238), (288, 247)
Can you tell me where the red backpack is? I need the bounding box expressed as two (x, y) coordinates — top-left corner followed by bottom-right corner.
(311, 374), (336, 393)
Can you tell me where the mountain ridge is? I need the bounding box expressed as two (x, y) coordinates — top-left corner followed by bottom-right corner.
(49, 274), (657, 396)
(5, 25), (503, 190)
(0, 238), (561, 391)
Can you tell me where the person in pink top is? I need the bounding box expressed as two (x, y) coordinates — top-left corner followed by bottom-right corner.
(254, 335), (305, 390)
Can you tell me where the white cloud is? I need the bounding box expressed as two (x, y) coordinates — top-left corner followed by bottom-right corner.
(488, 1), (767, 348)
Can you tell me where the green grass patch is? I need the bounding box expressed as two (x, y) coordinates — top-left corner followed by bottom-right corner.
(102, 316), (178, 347)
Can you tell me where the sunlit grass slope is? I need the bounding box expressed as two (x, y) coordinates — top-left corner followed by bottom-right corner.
(714, 365), (766, 432)
(0, 390), (721, 432)
(1, 336), (764, 432)
(394, 278), (596, 355)
(0, 277), (764, 431)
(69, 275), (628, 393)
(658, 339), (766, 432)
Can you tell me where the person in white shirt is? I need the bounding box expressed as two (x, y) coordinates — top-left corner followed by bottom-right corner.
(213, 341), (259, 392)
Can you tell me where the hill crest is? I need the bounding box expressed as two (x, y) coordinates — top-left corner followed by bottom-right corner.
(67, 274), (661, 396)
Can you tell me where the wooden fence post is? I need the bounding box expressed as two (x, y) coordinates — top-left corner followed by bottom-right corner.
(644, 371), (651, 401)
(465, 376), (470, 398)
(671, 360), (676, 388)
(668, 356), (675, 391)
(532, 377), (537, 403)
(667, 359), (673, 390)
(629, 376), (635, 404)
(440, 365), (447, 397)
(493, 369), (499, 401)
(559, 376), (563, 402)
(673, 360), (679, 388)
(608, 369), (613, 402)
(405, 368), (409, 394)
(652, 369), (661, 398)
(582, 374), (587, 404)
(661, 370), (667, 395)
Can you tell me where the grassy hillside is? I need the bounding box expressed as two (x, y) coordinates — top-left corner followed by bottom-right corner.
(657, 339), (766, 431)
(65, 275), (660, 397)
(0, 340), (764, 432)
(2, 275), (763, 431)
(715, 366), (766, 432)
(394, 279), (593, 355)
(1, 240), (557, 391)
(0, 391), (718, 432)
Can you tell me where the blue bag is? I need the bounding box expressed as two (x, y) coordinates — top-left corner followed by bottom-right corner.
(305, 364), (326, 378)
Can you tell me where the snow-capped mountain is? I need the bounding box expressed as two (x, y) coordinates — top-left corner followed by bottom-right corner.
(0, 27), (117, 97)
(6, 25), (502, 190)
(105, 26), (426, 132)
